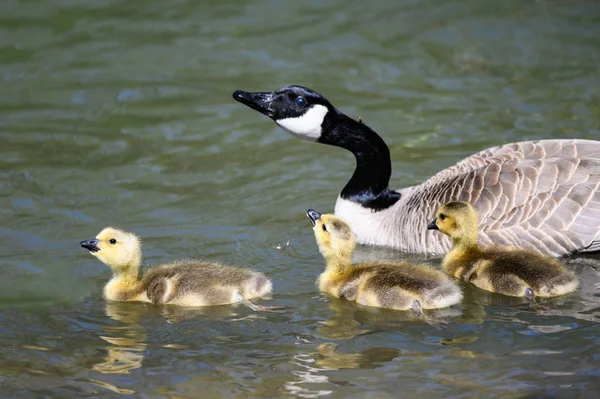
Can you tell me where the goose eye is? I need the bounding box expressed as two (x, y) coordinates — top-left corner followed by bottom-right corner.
(295, 96), (307, 107)
(439, 214), (446, 221)
(109, 238), (117, 244)
(322, 224), (327, 232)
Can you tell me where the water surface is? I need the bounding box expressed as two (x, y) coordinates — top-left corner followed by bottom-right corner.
(1, 0), (600, 397)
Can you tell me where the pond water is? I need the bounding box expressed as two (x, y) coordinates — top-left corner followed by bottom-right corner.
(1, 0), (599, 397)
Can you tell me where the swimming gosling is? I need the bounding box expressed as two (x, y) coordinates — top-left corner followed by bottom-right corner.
(306, 209), (462, 311)
(80, 227), (274, 310)
(428, 201), (579, 299)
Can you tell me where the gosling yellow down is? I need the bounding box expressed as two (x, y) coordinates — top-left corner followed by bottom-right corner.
(428, 201), (578, 298)
(306, 209), (462, 311)
(80, 227), (274, 310)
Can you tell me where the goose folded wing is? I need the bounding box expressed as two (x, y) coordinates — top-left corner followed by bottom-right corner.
(419, 139), (600, 256)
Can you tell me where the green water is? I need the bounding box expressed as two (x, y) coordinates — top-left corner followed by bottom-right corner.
(1, 0), (599, 397)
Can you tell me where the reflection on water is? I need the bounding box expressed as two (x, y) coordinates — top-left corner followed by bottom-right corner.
(286, 352), (334, 399)
(315, 298), (374, 341)
(1, 0), (600, 397)
(312, 343), (400, 370)
(93, 303), (147, 375)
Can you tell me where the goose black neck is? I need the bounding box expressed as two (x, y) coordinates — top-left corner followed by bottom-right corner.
(319, 111), (401, 211)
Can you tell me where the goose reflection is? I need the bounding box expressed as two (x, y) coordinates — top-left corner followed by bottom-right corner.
(93, 302), (148, 374)
(312, 342), (400, 370)
(156, 302), (242, 323)
(93, 299), (271, 374)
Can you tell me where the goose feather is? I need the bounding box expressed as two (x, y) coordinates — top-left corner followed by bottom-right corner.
(381, 139), (600, 256)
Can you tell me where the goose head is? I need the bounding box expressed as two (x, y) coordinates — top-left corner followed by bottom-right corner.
(233, 85), (337, 142)
(234, 85), (401, 211)
(428, 201), (479, 243)
(80, 227), (142, 272)
(306, 209), (355, 261)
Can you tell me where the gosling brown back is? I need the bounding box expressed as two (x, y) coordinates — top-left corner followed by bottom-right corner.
(429, 201), (578, 298)
(307, 209), (462, 310)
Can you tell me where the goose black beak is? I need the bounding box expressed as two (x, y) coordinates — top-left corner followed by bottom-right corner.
(80, 238), (100, 252)
(306, 209), (322, 226)
(232, 90), (275, 118)
(427, 218), (439, 231)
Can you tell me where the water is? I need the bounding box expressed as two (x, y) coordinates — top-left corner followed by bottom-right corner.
(1, 0), (599, 397)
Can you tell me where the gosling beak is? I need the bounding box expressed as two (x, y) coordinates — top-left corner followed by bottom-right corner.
(306, 209), (322, 226)
(232, 90), (276, 118)
(427, 218), (439, 231)
(80, 238), (100, 253)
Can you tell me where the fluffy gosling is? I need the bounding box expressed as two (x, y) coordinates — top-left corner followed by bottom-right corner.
(428, 201), (578, 298)
(80, 227), (274, 310)
(306, 209), (462, 312)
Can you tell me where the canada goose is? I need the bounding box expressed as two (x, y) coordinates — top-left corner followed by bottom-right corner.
(306, 209), (462, 311)
(233, 86), (600, 257)
(80, 227), (274, 310)
(428, 201), (579, 298)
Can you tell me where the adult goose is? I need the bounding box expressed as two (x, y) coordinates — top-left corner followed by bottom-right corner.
(233, 85), (600, 257)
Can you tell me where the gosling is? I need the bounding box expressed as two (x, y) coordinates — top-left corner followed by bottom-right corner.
(306, 209), (462, 311)
(80, 227), (274, 310)
(428, 201), (579, 299)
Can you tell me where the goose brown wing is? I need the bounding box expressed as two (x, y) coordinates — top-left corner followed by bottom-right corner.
(416, 139), (600, 256)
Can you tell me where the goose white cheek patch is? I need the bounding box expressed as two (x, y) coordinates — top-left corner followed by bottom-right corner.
(276, 104), (328, 141)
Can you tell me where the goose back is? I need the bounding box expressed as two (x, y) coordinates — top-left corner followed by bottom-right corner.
(347, 139), (600, 257)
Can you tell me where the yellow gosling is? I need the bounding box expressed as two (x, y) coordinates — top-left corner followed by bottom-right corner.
(428, 201), (579, 299)
(80, 227), (273, 310)
(306, 209), (462, 311)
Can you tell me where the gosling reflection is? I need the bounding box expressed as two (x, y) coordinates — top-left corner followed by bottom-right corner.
(93, 302), (148, 374)
(93, 300), (262, 374)
(316, 297), (372, 340)
(157, 303), (241, 323)
(313, 343), (399, 370)
(437, 336), (499, 360)
(316, 296), (463, 341)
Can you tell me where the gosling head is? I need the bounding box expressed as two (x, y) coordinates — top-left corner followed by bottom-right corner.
(80, 227), (142, 272)
(306, 209), (355, 261)
(233, 85), (336, 142)
(427, 201), (479, 241)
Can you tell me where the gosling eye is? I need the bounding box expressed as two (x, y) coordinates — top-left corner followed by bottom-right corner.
(295, 96), (307, 107)
(322, 224), (327, 232)
(439, 214), (446, 221)
(109, 238), (117, 244)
